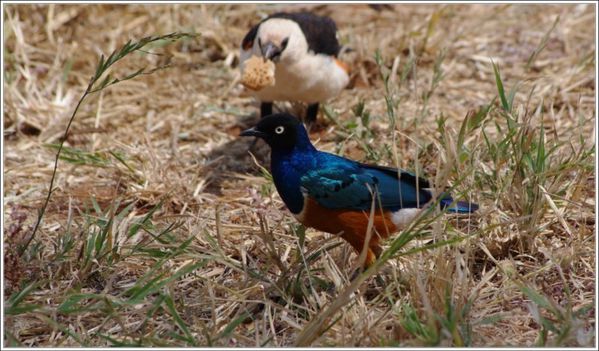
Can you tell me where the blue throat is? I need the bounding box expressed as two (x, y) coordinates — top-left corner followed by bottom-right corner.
(269, 127), (316, 214)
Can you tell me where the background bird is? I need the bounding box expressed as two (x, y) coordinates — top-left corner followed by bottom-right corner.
(240, 12), (350, 123)
(241, 113), (479, 267)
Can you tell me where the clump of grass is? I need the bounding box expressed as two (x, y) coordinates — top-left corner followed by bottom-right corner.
(295, 13), (594, 346)
(4, 28), (204, 345)
(23, 32), (197, 257)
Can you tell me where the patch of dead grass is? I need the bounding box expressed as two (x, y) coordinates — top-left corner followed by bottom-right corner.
(3, 3), (596, 347)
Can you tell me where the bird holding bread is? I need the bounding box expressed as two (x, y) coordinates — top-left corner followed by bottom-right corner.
(240, 12), (350, 123)
(240, 114), (479, 267)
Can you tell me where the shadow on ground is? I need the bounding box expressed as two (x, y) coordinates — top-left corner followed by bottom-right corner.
(203, 111), (271, 195)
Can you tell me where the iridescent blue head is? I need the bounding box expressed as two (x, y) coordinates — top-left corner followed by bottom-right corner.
(240, 113), (317, 214)
(240, 113), (314, 153)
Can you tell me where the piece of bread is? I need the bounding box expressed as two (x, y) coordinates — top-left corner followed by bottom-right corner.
(241, 56), (275, 91)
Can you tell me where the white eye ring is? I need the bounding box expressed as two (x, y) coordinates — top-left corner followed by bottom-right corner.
(275, 126), (285, 134)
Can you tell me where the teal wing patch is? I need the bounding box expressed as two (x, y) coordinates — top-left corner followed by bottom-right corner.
(300, 168), (379, 210)
(300, 163), (433, 211)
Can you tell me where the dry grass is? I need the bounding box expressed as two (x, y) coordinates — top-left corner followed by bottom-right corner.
(3, 3), (596, 347)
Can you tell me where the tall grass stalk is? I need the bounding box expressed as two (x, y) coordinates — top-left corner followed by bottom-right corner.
(23, 33), (196, 256)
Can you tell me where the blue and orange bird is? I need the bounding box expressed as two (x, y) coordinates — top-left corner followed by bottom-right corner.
(241, 114), (479, 266)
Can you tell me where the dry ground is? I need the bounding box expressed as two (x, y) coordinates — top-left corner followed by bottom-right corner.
(3, 3), (596, 347)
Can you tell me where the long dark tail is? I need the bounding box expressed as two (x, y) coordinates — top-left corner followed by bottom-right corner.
(440, 197), (479, 214)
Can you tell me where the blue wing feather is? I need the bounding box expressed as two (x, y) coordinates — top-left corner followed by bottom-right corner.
(300, 155), (432, 211)
(440, 198), (479, 213)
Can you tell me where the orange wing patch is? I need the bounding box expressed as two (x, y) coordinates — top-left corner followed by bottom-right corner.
(334, 59), (350, 74)
(299, 197), (397, 266)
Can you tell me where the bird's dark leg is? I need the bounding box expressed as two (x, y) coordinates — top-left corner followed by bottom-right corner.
(349, 267), (365, 282)
(306, 103), (319, 124)
(260, 102), (273, 118)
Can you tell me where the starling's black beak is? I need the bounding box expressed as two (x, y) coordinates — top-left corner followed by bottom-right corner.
(240, 127), (267, 138)
(261, 42), (281, 60)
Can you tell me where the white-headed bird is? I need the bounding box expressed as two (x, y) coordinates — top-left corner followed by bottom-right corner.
(240, 12), (350, 123)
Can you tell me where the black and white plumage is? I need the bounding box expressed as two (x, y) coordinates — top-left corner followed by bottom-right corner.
(240, 12), (350, 123)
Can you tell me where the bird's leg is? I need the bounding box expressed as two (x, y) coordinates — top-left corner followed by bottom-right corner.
(305, 103), (319, 133)
(349, 267), (364, 282)
(260, 102), (273, 118)
(306, 102), (319, 126)
(341, 232), (380, 270)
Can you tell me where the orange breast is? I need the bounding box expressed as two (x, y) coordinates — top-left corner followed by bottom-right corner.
(298, 197), (397, 266)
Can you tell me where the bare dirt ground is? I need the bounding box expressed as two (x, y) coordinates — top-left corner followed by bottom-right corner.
(3, 3), (596, 347)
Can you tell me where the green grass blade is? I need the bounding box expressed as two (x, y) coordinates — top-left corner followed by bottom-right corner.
(163, 293), (198, 346)
(492, 61), (510, 112)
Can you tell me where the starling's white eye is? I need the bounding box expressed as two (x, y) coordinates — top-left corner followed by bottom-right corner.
(275, 126), (285, 134)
